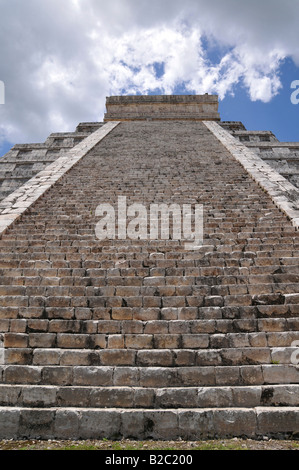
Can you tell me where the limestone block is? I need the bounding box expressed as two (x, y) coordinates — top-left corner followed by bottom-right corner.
(257, 407), (299, 436)
(155, 388), (198, 408)
(0, 385), (22, 405)
(19, 409), (55, 439)
(100, 350), (136, 366)
(74, 366), (114, 386)
(182, 334), (209, 349)
(262, 365), (299, 384)
(22, 386), (57, 407)
(143, 410), (179, 440)
(0, 408), (20, 439)
(178, 367), (215, 387)
(213, 409), (257, 438)
(121, 411), (146, 439)
(139, 368), (177, 388)
(54, 409), (80, 439)
(137, 350), (173, 367)
(79, 410), (121, 440)
(178, 409), (215, 440)
(215, 366), (240, 385)
(33, 349), (60, 365)
(42, 366), (72, 386)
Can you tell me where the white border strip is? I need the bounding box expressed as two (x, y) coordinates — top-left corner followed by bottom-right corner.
(0, 121), (120, 236)
(204, 120), (299, 229)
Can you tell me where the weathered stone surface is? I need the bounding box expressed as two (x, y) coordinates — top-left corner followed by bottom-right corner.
(19, 409), (55, 439)
(205, 120), (299, 230)
(257, 408), (299, 436)
(262, 365), (299, 384)
(197, 387), (233, 408)
(178, 410), (215, 440)
(0, 97), (299, 439)
(79, 410), (121, 440)
(142, 410), (179, 440)
(22, 386), (57, 407)
(104, 94), (220, 122)
(0, 408), (20, 439)
(4, 366), (41, 384)
(0, 122), (119, 235)
(213, 409), (257, 438)
(73, 366), (114, 386)
(54, 409), (80, 439)
(121, 411), (146, 439)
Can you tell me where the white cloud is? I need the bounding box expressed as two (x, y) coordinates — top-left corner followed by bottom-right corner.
(0, 0), (298, 150)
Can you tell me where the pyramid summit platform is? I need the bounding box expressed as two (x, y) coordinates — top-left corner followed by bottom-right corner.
(0, 94), (299, 440)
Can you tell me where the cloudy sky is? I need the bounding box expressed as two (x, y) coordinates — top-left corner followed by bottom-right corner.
(1, 0), (299, 156)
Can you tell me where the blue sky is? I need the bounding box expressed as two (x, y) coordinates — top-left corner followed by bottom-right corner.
(1, 0), (299, 157)
(220, 58), (299, 142)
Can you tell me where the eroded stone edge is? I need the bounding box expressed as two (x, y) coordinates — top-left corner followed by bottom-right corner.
(203, 121), (299, 230)
(0, 407), (299, 439)
(0, 121), (120, 237)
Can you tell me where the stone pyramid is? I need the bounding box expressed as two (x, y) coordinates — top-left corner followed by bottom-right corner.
(0, 94), (299, 440)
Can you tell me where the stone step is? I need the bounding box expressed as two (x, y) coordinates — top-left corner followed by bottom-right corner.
(1, 117), (299, 440)
(3, 331), (299, 350)
(1, 305), (299, 324)
(1, 233), (298, 245)
(2, 318), (299, 335)
(2, 255), (299, 276)
(2, 226), (295, 236)
(0, 225), (297, 234)
(0, 384), (298, 409)
(0, 230), (296, 243)
(0, 280), (299, 302)
(0, 290), (298, 305)
(0, 406), (299, 440)
(0, 274), (299, 294)
(1, 250), (299, 265)
(4, 346), (298, 367)
(1, 365), (299, 387)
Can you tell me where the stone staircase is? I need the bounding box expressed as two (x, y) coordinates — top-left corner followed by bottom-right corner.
(221, 121), (299, 191)
(0, 122), (104, 202)
(0, 119), (299, 440)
